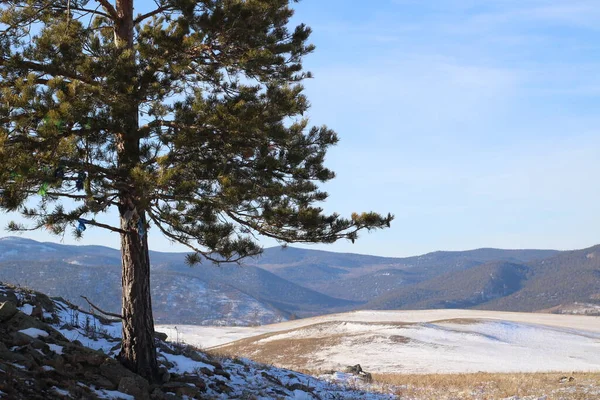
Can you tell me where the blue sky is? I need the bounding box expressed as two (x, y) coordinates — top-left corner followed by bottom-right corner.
(4, 0), (600, 257)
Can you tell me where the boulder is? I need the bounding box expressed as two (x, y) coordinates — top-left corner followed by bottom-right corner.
(150, 387), (166, 400)
(11, 331), (34, 346)
(0, 301), (18, 322)
(118, 376), (150, 400)
(92, 374), (117, 390)
(158, 366), (171, 383)
(31, 304), (44, 319)
(344, 363), (372, 382)
(162, 382), (204, 397)
(345, 364), (363, 374)
(214, 368), (230, 380)
(99, 359), (137, 386)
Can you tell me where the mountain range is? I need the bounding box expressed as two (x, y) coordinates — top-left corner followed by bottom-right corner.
(0, 236), (598, 325)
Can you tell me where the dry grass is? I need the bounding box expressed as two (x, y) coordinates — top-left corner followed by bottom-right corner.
(371, 371), (600, 399)
(427, 318), (486, 325)
(208, 326), (346, 370)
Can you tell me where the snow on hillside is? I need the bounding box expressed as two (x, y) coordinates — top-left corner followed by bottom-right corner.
(160, 310), (600, 374)
(157, 308), (600, 348)
(152, 274), (286, 326)
(0, 282), (394, 399)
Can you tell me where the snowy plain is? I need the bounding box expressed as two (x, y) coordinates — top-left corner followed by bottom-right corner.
(158, 309), (600, 374)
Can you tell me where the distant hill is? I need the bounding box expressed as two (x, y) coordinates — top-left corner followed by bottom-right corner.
(0, 237), (360, 324)
(365, 245), (600, 313)
(0, 259), (292, 325)
(252, 246), (559, 301)
(477, 245), (600, 312)
(1, 236), (597, 324)
(363, 261), (530, 310)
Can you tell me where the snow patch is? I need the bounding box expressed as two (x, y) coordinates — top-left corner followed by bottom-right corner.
(48, 344), (64, 355)
(18, 304), (34, 315)
(18, 327), (49, 339)
(160, 352), (215, 374)
(51, 387), (70, 397)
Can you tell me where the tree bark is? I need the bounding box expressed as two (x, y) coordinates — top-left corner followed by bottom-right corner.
(118, 209), (159, 381)
(113, 0), (159, 382)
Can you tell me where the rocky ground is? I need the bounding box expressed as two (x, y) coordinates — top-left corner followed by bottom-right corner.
(0, 282), (393, 399)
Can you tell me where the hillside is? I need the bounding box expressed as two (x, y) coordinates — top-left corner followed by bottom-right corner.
(479, 245), (600, 312)
(363, 261), (530, 310)
(252, 246), (559, 301)
(1, 236), (598, 321)
(0, 260), (288, 325)
(0, 237), (358, 324)
(0, 282), (393, 399)
(365, 245), (600, 313)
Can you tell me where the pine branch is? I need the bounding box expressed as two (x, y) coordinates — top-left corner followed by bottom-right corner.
(80, 295), (123, 320)
(83, 218), (127, 234)
(94, 0), (118, 20)
(134, 5), (173, 24)
(53, 5), (112, 19)
(0, 59), (99, 87)
(147, 208), (248, 264)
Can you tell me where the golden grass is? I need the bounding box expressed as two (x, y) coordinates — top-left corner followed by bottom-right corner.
(371, 371), (600, 400)
(210, 334), (345, 370)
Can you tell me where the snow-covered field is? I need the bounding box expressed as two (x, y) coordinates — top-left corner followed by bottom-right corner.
(158, 309), (600, 374)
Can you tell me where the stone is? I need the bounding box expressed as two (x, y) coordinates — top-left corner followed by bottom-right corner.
(154, 331), (168, 341)
(161, 382), (203, 397)
(203, 359), (222, 370)
(67, 350), (105, 366)
(151, 388), (166, 400)
(0, 350), (28, 363)
(50, 354), (65, 369)
(118, 376), (150, 400)
(345, 364), (363, 374)
(0, 301), (18, 322)
(30, 339), (48, 350)
(11, 331), (34, 346)
(99, 360), (136, 386)
(176, 386), (202, 397)
(7, 311), (48, 332)
(0, 290), (19, 305)
(286, 383), (313, 393)
(214, 368), (230, 380)
(31, 304), (44, 319)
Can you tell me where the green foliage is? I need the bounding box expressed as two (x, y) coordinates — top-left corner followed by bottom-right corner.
(0, 0), (392, 263)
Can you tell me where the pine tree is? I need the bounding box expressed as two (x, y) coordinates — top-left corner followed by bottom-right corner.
(0, 0), (393, 380)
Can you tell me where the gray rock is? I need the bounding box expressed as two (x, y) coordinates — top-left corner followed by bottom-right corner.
(99, 360), (136, 386)
(158, 366), (170, 383)
(0, 350), (28, 363)
(345, 364), (363, 374)
(91, 374), (117, 390)
(150, 387), (166, 400)
(118, 376), (150, 400)
(0, 301), (18, 322)
(11, 331), (34, 346)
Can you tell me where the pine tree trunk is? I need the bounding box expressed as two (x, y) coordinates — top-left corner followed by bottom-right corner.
(113, 0), (158, 381)
(118, 209), (158, 381)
